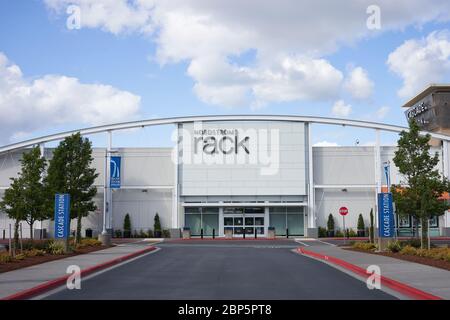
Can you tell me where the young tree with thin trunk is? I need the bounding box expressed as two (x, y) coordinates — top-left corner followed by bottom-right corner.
(0, 147), (48, 242)
(0, 178), (26, 251)
(19, 147), (49, 238)
(45, 133), (99, 243)
(392, 119), (450, 249)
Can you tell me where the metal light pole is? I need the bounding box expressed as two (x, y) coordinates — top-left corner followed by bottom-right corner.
(102, 148), (108, 235)
(384, 161), (397, 239)
(99, 132), (112, 246)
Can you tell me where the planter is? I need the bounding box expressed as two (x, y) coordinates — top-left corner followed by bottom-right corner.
(154, 230), (162, 238)
(224, 228), (233, 238)
(182, 228), (190, 239)
(268, 227), (276, 239)
(123, 230), (131, 238)
(357, 230), (365, 237)
(327, 230), (335, 237)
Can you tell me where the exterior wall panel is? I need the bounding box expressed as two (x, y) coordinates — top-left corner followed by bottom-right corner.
(180, 121), (307, 196)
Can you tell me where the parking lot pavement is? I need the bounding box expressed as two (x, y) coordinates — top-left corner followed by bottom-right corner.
(44, 242), (394, 300)
(0, 241), (156, 299)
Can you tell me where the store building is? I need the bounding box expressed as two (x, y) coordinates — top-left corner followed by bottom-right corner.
(1, 86), (450, 238)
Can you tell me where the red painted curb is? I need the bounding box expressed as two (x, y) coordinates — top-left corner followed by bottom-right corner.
(297, 247), (443, 300)
(321, 237), (450, 241)
(177, 237), (278, 241)
(1, 246), (157, 300)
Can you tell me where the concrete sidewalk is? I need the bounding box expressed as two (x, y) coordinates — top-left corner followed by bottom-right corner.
(300, 243), (450, 299)
(0, 241), (156, 299)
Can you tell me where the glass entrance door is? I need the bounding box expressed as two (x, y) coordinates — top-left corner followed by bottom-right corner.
(223, 207), (265, 237)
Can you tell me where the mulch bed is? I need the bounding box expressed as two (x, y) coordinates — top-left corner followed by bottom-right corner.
(345, 247), (450, 272)
(0, 245), (112, 274)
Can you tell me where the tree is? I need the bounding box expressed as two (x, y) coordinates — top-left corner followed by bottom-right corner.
(327, 213), (335, 237)
(369, 208), (375, 243)
(327, 214), (334, 230)
(18, 147), (49, 238)
(154, 213), (162, 232)
(0, 178), (26, 251)
(0, 147), (48, 242)
(123, 213), (131, 238)
(357, 213), (365, 236)
(45, 133), (99, 243)
(392, 119), (450, 249)
(154, 213), (162, 237)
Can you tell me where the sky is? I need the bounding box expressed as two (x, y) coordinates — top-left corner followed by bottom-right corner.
(1, 0), (450, 148)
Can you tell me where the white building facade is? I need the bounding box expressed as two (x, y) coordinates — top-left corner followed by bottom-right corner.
(1, 116), (450, 239)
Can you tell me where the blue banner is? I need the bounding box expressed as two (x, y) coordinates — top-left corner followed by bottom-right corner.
(110, 156), (121, 189)
(54, 194), (70, 239)
(378, 192), (395, 238)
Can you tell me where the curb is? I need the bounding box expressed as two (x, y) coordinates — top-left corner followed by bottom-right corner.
(297, 247), (443, 300)
(320, 237), (450, 241)
(178, 237), (278, 241)
(1, 246), (157, 300)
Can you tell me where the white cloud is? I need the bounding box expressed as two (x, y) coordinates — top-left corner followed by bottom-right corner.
(314, 141), (339, 147)
(344, 67), (374, 99)
(387, 30), (450, 99)
(376, 106), (390, 119)
(44, 0), (450, 107)
(332, 100), (352, 117)
(0, 52), (141, 143)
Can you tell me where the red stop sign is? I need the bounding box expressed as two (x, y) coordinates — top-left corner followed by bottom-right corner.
(339, 207), (348, 216)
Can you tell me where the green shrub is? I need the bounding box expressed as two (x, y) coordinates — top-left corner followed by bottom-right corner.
(357, 214), (365, 231)
(80, 238), (101, 246)
(335, 229), (344, 237)
(318, 227), (327, 238)
(387, 240), (402, 253)
(348, 228), (357, 237)
(369, 208), (375, 243)
(22, 239), (52, 251)
(400, 245), (417, 256)
(162, 229), (171, 238)
(327, 214), (335, 232)
(139, 229), (148, 238)
(15, 253), (26, 260)
(147, 229), (154, 238)
(48, 241), (65, 255)
(415, 247), (450, 260)
(123, 214), (131, 237)
(445, 252), (450, 262)
(0, 254), (13, 263)
(352, 242), (377, 251)
(114, 229), (122, 238)
(402, 238), (421, 249)
(25, 249), (45, 257)
(154, 213), (162, 232)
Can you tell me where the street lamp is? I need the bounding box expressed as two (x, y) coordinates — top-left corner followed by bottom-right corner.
(99, 135), (119, 245)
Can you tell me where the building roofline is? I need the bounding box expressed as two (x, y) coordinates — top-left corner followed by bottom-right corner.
(401, 84), (450, 109)
(1, 114), (450, 154)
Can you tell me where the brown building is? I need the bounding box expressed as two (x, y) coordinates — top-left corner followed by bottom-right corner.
(402, 84), (450, 137)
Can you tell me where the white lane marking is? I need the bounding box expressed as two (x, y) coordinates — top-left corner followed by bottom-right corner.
(317, 239), (337, 246)
(33, 247), (161, 300)
(295, 239), (310, 247)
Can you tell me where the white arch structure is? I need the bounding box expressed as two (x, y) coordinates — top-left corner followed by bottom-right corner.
(1, 115), (449, 237)
(1, 115), (450, 153)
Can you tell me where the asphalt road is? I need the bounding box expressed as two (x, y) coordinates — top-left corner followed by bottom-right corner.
(44, 241), (394, 300)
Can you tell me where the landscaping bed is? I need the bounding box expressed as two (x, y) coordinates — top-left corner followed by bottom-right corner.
(345, 240), (450, 271)
(0, 239), (112, 274)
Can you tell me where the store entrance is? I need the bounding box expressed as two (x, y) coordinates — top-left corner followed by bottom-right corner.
(223, 207), (265, 237)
